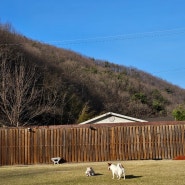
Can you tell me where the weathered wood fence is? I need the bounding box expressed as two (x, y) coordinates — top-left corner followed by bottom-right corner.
(0, 121), (185, 165)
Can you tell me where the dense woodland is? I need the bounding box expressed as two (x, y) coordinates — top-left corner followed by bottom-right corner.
(1, 23), (185, 127)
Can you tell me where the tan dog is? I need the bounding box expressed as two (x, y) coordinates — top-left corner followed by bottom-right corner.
(85, 167), (95, 176)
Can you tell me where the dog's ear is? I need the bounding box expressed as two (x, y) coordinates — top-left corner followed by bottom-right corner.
(108, 163), (112, 166)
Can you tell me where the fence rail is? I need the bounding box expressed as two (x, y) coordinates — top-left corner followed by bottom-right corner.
(0, 122), (185, 165)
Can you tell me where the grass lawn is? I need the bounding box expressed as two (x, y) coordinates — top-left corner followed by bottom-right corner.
(0, 160), (184, 185)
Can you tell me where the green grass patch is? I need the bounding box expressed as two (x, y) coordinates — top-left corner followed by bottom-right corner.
(0, 160), (184, 185)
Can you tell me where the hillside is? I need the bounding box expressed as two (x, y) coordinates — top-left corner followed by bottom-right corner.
(0, 23), (185, 127)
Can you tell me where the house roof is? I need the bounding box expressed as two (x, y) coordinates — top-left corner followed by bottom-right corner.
(79, 112), (147, 125)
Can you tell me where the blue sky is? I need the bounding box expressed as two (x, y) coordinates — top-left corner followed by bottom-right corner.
(1, 0), (185, 88)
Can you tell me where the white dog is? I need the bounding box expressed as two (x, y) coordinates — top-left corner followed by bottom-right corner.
(108, 163), (125, 180)
(85, 167), (95, 176)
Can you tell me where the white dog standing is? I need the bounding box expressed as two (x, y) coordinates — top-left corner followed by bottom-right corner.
(108, 163), (125, 180)
(85, 167), (95, 176)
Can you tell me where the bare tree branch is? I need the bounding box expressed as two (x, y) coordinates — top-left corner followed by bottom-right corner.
(0, 52), (57, 127)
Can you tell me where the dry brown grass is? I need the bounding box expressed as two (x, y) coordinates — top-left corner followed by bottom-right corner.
(0, 160), (184, 185)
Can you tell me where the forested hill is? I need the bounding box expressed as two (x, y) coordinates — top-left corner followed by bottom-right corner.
(0, 24), (185, 127)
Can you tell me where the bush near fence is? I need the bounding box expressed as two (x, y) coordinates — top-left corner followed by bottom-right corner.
(0, 121), (185, 165)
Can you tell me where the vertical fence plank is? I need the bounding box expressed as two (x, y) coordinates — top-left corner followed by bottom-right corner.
(84, 128), (88, 162)
(21, 129), (25, 164)
(78, 128), (82, 162)
(169, 125), (173, 159)
(39, 129), (43, 164)
(160, 125), (164, 159)
(183, 125), (185, 156)
(139, 126), (144, 159)
(110, 127), (115, 161)
(100, 128), (104, 161)
(58, 128), (62, 161)
(88, 128), (91, 162)
(118, 126), (123, 160)
(130, 126), (134, 160)
(42, 129), (47, 163)
(148, 125), (152, 159)
(164, 125), (169, 159)
(8, 129), (14, 165)
(71, 128), (74, 162)
(114, 127), (119, 161)
(106, 127), (110, 161)
(98, 128), (102, 161)
(132, 126), (136, 159)
(73, 128), (77, 162)
(135, 126), (140, 159)
(142, 126), (146, 159)
(62, 128), (66, 161)
(181, 125), (184, 156)
(177, 125), (181, 156)
(3, 129), (7, 165)
(157, 125), (161, 159)
(33, 129), (37, 164)
(94, 127), (98, 161)
(174, 124), (178, 157)
(167, 125), (171, 159)
(47, 128), (51, 163)
(89, 128), (92, 162)
(145, 126), (149, 159)
(155, 126), (159, 159)
(53, 129), (56, 159)
(179, 125), (183, 156)
(68, 128), (72, 162)
(24, 129), (28, 164)
(27, 129), (30, 164)
(126, 127), (130, 160)
(124, 126), (128, 160)
(6, 129), (10, 165)
(164, 125), (168, 159)
(171, 125), (175, 158)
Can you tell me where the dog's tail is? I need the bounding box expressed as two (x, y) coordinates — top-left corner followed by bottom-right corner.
(118, 163), (124, 169)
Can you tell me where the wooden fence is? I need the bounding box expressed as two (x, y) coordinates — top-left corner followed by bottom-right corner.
(0, 121), (185, 165)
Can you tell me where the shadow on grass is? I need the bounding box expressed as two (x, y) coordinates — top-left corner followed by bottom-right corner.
(94, 173), (103, 176)
(126, 174), (142, 179)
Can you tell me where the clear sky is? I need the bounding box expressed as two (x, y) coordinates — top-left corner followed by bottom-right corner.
(1, 0), (185, 89)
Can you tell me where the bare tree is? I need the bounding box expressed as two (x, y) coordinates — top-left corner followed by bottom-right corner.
(0, 53), (57, 127)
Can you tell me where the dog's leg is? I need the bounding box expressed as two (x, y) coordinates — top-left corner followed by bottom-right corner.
(112, 172), (114, 179)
